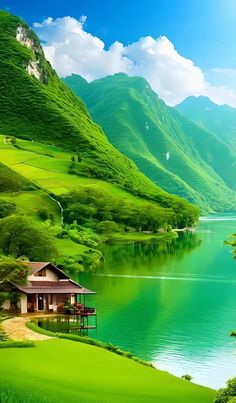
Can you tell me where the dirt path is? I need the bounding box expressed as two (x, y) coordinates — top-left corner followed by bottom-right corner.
(1, 316), (53, 341)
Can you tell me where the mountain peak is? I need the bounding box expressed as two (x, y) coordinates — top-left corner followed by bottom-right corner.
(178, 95), (217, 109)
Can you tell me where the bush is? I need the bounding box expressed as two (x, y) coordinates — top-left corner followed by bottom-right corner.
(96, 221), (120, 234)
(215, 377), (236, 403)
(0, 341), (35, 348)
(0, 200), (16, 218)
(181, 374), (192, 382)
(37, 207), (50, 221)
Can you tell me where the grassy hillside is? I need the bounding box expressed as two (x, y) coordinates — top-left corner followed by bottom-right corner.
(0, 135), (198, 227)
(0, 10), (199, 225)
(176, 96), (236, 150)
(0, 339), (215, 403)
(64, 73), (236, 213)
(0, 135), (194, 275)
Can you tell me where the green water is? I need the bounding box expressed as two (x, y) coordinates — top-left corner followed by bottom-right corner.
(80, 217), (236, 389)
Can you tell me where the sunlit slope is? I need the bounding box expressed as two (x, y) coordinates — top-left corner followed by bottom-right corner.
(0, 10), (198, 223)
(0, 136), (186, 224)
(176, 95), (236, 150)
(64, 73), (236, 213)
(0, 339), (215, 403)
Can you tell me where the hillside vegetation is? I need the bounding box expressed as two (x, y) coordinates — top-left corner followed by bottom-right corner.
(0, 135), (194, 274)
(176, 96), (236, 150)
(0, 10), (198, 225)
(64, 73), (236, 213)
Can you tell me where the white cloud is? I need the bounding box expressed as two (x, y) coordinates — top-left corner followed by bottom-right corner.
(33, 16), (236, 107)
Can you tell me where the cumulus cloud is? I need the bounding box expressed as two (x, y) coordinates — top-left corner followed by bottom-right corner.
(33, 16), (236, 107)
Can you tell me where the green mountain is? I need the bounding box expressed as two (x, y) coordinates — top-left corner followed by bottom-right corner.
(0, 10), (199, 228)
(64, 73), (236, 213)
(176, 96), (236, 149)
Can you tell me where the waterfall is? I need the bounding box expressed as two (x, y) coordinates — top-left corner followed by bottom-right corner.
(48, 194), (64, 224)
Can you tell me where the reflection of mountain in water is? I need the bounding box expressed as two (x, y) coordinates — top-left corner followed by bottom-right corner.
(96, 233), (201, 275)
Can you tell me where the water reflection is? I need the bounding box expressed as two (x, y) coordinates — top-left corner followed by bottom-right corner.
(79, 219), (236, 389)
(95, 233), (201, 276)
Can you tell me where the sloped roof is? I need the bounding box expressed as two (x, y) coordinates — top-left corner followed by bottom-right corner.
(10, 262), (96, 295)
(18, 280), (95, 294)
(27, 262), (69, 279)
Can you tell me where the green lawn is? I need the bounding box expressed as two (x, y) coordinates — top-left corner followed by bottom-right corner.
(0, 190), (62, 224)
(0, 339), (215, 403)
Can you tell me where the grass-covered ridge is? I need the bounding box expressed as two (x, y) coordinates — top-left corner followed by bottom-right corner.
(0, 135), (199, 229)
(176, 95), (236, 150)
(0, 10), (198, 224)
(0, 339), (215, 403)
(0, 135), (195, 274)
(64, 73), (236, 213)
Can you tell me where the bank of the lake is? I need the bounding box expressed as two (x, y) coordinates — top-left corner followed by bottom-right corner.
(0, 338), (214, 403)
(103, 230), (177, 244)
(79, 216), (236, 389)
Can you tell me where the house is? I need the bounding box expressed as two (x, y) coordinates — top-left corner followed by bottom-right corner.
(2, 262), (95, 314)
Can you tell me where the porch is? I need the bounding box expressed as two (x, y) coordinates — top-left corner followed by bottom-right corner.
(26, 293), (96, 316)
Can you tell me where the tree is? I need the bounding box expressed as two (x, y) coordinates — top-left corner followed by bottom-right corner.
(215, 377), (236, 403)
(0, 257), (29, 308)
(0, 200), (16, 218)
(0, 216), (58, 261)
(96, 221), (120, 234)
(0, 257), (28, 286)
(181, 374), (192, 382)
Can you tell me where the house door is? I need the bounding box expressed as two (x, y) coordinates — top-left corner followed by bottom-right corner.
(38, 294), (44, 311)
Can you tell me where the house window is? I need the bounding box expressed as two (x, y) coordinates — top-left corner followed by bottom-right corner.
(35, 268), (46, 277)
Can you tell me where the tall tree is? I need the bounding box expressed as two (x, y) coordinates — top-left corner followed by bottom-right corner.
(0, 216), (58, 261)
(0, 257), (28, 285)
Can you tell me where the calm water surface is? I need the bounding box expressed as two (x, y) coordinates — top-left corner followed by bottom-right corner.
(79, 217), (236, 389)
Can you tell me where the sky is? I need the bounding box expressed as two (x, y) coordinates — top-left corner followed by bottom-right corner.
(1, 0), (236, 106)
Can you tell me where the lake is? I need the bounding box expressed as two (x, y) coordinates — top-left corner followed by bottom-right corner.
(79, 217), (236, 389)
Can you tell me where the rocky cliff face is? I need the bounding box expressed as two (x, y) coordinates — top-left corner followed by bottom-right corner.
(16, 25), (48, 83)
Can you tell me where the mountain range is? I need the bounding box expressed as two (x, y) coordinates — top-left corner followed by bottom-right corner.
(64, 73), (236, 213)
(0, 10), (198, 228)
(176, 95), (236, 150)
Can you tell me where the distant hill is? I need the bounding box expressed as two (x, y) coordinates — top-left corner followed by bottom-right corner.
(176, 96), (236, 150)
(0, 10), (199, 227)
(64, 73), (236, 213)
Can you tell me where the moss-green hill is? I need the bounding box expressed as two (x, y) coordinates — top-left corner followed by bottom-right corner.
(64, 73), (236, 213)
(0, 10), (198, 225)
(176, 95), (236, 150)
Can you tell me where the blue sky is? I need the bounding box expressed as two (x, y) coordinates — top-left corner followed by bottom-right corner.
(2, 0), (236, 106)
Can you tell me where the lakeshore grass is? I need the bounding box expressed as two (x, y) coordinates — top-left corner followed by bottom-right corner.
(0, 338), (215, 403)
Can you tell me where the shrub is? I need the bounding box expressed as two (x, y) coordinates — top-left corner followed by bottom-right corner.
(215, 377), (236, 403)
(181, 374), (192, 382)
(0, 341), (35, 348)
(0, 200), (16, 218)
(37, 207), (50, 221)
(96, 220), (120, 234)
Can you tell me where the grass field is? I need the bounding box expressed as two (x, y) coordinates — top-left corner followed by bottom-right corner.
(0, 339), (215, 403)
(0, 135), (181, 268)
(0, 135), (177, 207)
(0, 190), (62, 223)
